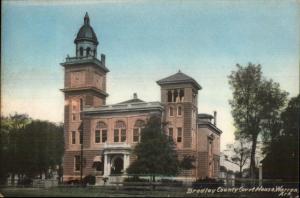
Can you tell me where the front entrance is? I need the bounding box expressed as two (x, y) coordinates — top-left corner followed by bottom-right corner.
(111, 156), (124, 175)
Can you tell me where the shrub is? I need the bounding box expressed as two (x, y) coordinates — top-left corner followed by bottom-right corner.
(192, 177), (224, 189)
(82, 175), (96, 185)
(160, 179), (183, 187)
(124, 176), (149, 183)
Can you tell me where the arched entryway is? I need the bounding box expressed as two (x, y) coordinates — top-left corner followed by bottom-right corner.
(111, 156), (124, 175)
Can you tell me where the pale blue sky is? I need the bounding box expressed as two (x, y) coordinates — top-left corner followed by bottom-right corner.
(2, 0), (299, 150)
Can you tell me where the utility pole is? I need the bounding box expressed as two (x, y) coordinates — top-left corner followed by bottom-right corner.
(80, 129), (83, 186)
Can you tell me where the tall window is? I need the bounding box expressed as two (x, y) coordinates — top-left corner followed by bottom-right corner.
(114, 129), (119, 142)
(72, 131), (76, 144)
(102, 130), (107, 143)
(74, 155), (80, 171)
(79, 47), (83, 57)
(177, 106), (182, 116)
(169, 128), (173, 140)
(179, 89), (184, 102)
(167, 90), (172, 102)
(95, 121), (107, 143)
(121, 129), (126, 142)
(177, 127), (182, 143)
(79, 130), (83, 144)
(173, 90), (178, 102)
(133, 120), (145, 142)
(86, 47), (91, 56)
(208, 140), (213, 156)
(95, 130), (101, 143)
(169, 107), (174, 117)
(79, 99), (83, 120)
(114, 121), (126, 143)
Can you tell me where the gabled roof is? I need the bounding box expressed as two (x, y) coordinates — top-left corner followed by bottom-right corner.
(117, 98), (145, 104)
(156, 70), (202, 90)
(117, 93), (145, 104)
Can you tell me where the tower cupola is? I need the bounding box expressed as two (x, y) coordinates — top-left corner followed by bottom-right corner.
(74, 12), (99, 58)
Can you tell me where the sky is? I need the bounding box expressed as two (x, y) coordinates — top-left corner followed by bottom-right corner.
(2, 0), (299, 152)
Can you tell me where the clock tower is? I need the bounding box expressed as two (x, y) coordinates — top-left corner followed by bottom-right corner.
(61, 13), (109, 178)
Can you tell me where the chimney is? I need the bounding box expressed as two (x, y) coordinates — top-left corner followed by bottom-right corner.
(101, 54), (106, 66)
(213, 111), (217, 126)
(133, 93), (137, 99)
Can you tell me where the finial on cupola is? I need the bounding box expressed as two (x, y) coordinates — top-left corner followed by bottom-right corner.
(178, 69), (181, 73)
(84, 12), (90, 25)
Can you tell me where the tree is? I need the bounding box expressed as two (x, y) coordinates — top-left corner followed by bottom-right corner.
(224, 138), (251, 178)
(126, 115), (180, 182)
(262, 95), (299, 181)
(0, 114), (64, 184)
(21, 120), (64, 179)
(0, 113), (31, 184)
(228, 63), (288, 179)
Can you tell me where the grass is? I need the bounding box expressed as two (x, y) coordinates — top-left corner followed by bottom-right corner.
(1, 186), (296, 197)
(0, 186), (187, 197)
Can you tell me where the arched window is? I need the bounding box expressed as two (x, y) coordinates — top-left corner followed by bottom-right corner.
(133, 120), (145, 142)
(86, 47), (91, 56)
(79, 47), (83, 57)
(95, 121), (107, 143)
(114, 121), (126, 142)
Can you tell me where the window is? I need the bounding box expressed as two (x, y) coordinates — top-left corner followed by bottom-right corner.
(95, 130), (100, 143)
(169, 107), (174, 117)
(74, 155), (80, 171)
(95, 121), (107, 143)
(169, 128), (173, 140)
(102, 130), (107, 143)
(179, 89), (184, 102)
(72, 131), (76, 144)
(167, 90), (172, 102)
(114, 121), (126, 143)
(133, 128), (139, 142)
(121, 129), (126, 142)
(80, 99), (83, 111)
(177, 128), (182, 143)
(72, 114), (76, 121)
(79, 47), (83, 57)
(86, 47), (91, 56)
(177, 106), (182, 116)
(79, 130), (83, 144)
(173, 90), (178, 102)
(133, 120), (145, 143)
(114, 129), (119, 142)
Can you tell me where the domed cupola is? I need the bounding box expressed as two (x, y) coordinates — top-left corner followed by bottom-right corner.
(74, 12), (99, 58)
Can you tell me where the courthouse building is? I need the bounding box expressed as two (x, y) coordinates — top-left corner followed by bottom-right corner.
(61, 13), (222, 184)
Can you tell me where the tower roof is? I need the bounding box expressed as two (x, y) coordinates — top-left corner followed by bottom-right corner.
(74, 12), (99, 45)
(156, 70), (202, 90)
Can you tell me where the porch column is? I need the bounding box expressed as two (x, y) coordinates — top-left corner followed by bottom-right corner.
(103, 154), (108, 176)
(104, 154), (111, 176)
(124, 154), (130, 174)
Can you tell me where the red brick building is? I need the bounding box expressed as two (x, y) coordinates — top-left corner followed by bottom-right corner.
(61, 13), (222, 184)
